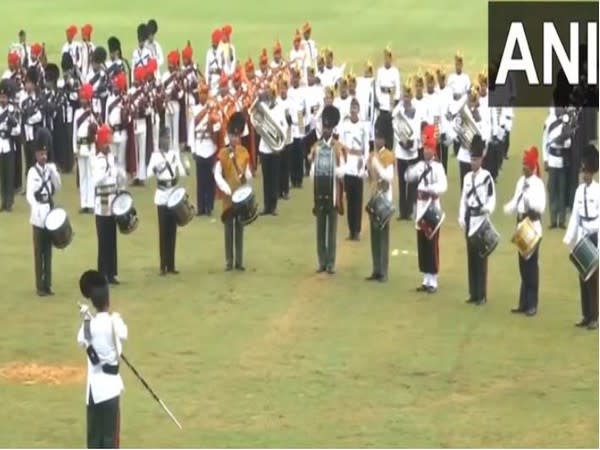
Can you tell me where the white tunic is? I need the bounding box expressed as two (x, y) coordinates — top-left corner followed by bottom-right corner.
(146, 149), (187, 205)
(93, 152), (121, 216)
(563, 181), (600, 245)
(503, 174), (546, 237)
(375, 66), (401, 112)
(459, 168), (496, 237)
(406, 159), (448, 227)
(338, 117), (369, 177)
(26, 163), (61, 227)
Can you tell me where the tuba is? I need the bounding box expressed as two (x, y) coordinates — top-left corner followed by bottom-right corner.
(249, 97), (286, 151)
(455, 102), (480, 150)
(393, 108), (414, 144)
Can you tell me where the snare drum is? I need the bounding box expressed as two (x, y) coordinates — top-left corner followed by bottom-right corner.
(511, 217), (541, 260)
(569, 235), (599, 281)
(469, 218), (500, 258)
(167, 187), (195, 227)
(417, 200), (445, 239)
(231, 184), (258, 226)
(365, 192), (395, 229)
(111, 191), (139, 234)
(44, 208), (73, 249)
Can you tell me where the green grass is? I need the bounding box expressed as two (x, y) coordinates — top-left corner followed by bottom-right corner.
(0, 0), (597, 447)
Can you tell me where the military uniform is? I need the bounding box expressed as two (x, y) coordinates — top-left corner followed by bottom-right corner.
(77, 270), (127, 448)
(310, 105), (345, 274)
(26, 128), (61, 296)
(85, 47), (108, 122)
(214, 112), (252, 270)
(0, 79), (18, 211)
(21, 68), (44, 179)
(459, 135), (496, 305)
(504, 147), (546, 315)
(105, 73), (128, 172)
(73, 84), (98, 212)
(147, 128), (186, 274)
(563, 146), (599, 329)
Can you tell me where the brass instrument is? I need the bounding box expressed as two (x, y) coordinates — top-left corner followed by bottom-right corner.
(455, 101), (480, 150)
(249, 97), (286, 151)
(393, 108), (414, 145)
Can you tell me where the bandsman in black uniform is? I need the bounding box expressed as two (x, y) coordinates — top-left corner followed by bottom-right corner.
(0, 79), (19, 211)
(21, 67), (44, 180)
(77, 270), (127, 448)
(26, 128), (61, 296)
(147, 127), (187, 275)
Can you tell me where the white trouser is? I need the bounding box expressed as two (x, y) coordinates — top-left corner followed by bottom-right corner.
(134, 119), (147, 180)
(166, 101), (180, 150)
(77, 155), (94, 208)
(153, 113), (160, 153)
(111, 138), (127, 173)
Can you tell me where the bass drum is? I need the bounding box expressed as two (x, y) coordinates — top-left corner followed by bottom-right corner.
(111, 191), (139, 234)
(365, 192), (395, 229)
(232, 184), (258, 226)
(469, 218), (500, 258)
(313, 144), (334, 213)
(417, 199), (445, 239)
(569, 235), (599, 281)
(167, 187), (195, 227)
(44, 208), (73, 249)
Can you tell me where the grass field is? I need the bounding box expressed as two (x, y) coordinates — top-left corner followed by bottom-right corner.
(0, 0), (598, 447)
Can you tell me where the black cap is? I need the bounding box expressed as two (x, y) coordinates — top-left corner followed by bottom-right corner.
(79, 270), (109, 309)
(322, 105), (340, 129)
(470, 134), (485, 157)
(147, 19), (158, 34)
(107, 36), (121, 54)
(374, 113), (393, 149)
(92, 47), (107, 65)
(137, 23), (148, 42)
(45, 63), (60, 84)
(582, 144), (599, 174)
(34, 128), (52, 152)
(25, 66), (38, 84)
(0, 79), (11, 96)
(61, 52), (74, 71)
(227, 112), (246, 136)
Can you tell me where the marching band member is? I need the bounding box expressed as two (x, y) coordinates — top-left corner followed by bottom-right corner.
(270, 40), (286, 77)
(77, 270), (127, 448)
(459, 134), (496, 306)
(303, 67), (322, 172)
(205, 29), (223, 95)
(447, 52), (470, 97)
(105, 72), (129, 172)
(375, 47), (401, 117)
(434, 68), (452, 173)
(256, 49), (271, 81)
(191, 83), (220, 216)
(0, 79), (18, 212)
(93, 125), (123, 285)
(146, 58), (161, 155)
(366, 113), (394, 282)
(302, 22), (318, 68)
(289, 30), (307, 80)
(542, 105), (572, 229)
(309, 105), (345, 274)
(147, 127), (187, 275)
(277, 78), (293, 200)
(131, 24), (151, 81)
(320, 48), (343, 90)
(145, 19), (164, 75)
(106, 36), (127, 78)
(503, 146), (546, 316)
(288, 68), (308, 187)
(80, 24), (95, 80)
(12, 30), (31, 69)
(214, 112), (253, 271)
(258, 84), (286, 216)
(563, 145), (599, 329)
(393, 82), (421, 220)
(339, 97), (369, 240)
(21, 67), (44, 180)
(85, 47), (109, 121)
(59, 52), (79, 175)
(333, 77), (352, 121)
(219, 24), (236, 77)
(413, 73), (432, 130)
(128, 66), (149, 185)
(181, 42), (200, 145)
(62, 25), (81, 72)
(26, 128), (61, 296)
(406, 124), (448, 292)
(73, 83), (97, 213)
(163, 50), (183, 151)
(356, 61), (375, 149)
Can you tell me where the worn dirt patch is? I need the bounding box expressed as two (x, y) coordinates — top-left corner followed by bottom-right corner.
(0, 362), (85, 385)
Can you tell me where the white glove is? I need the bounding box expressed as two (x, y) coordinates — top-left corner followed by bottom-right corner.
(79, 304), (90, 319)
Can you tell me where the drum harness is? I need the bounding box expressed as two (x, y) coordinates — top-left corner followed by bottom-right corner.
(156, 151), (177, 189)
(515, 181), (541, 223)
(33, 165), (55, 209)
(465, 172), (491, 236)
(95, 154), (117, 211)
(416, 163), (437, 201)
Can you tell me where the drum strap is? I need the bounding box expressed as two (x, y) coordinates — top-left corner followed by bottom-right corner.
(159, 151), (175, 179)
(76, 109), (91, 132)
(584, 186), (589, 218)
(34, 166), (54, 209)
(417, 164), (432, 186)
(468, 173), (484, 209)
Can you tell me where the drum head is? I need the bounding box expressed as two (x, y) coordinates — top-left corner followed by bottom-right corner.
(112, 193), (133, 216)
(45, 208), (67, 231)
(167, 187), (186, 208)
(232, 185), (253, 203)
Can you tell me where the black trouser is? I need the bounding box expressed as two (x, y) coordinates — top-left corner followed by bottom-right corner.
(33, 225), (52, 291)
(503, 131), (511, 159)
(467, 238), (488, 301)
(548, 166), (567, 226)
(290, 137), (305, 187)
(87, 393), (120, 449)
(224, 215), (244, 268)
(65, 120), (75, 173)
(483, 141), (501, 181)
(396, 158), (417, 219)
(369, 216), (389, 278)
(303, 129), (317, 175)
(0, 151), (15, 209)
(344, 175), (363, 236)
(158, 205), (177, 272)
(579, 233), (599, 323)
(417, 229), (440, 274)
(438, 135), (449, 173)
(459, 161), (470, 192)
(316, 209), (337, 270)
(96, 215), (118, 280)
(11, 137), (22, 190)
(518, 245), (539, 311)
(279, 144), (291, 196)
(260, 152), (280, 213)
(194, 155), (215, 215)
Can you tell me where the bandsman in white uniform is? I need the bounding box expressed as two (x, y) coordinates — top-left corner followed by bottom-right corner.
(73, 83), (98, 213)
(105, 72), (128, 172)
(289, 29), (307, 81)
(219, 24), (236, 77)
(563, 145), (599, 329)
(0, 79), (18, 211)
(205, 29), (223, 95)
(375, 47), (401, 117)
(302, 22), (318, 68)
(26, 128), (61, 296)
(80, 24), (96, 80)
(145, 19), (164, 76)
(288, 68), (308, 187)
(131, 24), (151, 82)
(163, 50), (184, 151)
(406, 125), (448, 293)
(503, 146), (546, 316)
(434, 68), (453, 172)
(62, 25), (81, 73)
